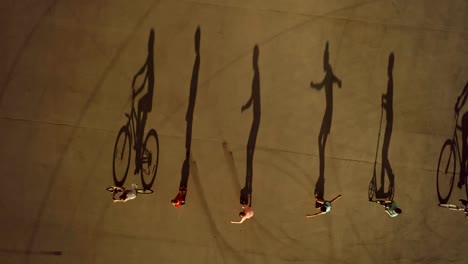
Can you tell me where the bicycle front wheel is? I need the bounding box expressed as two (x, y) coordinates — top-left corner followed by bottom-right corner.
(113, 126), (132, 186)
(140, 129), (159, 189)
(437, 140), (456, 204)
(368, 172), (376, 201)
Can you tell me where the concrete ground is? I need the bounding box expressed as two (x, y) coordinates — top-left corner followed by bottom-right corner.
(1, 0), (468, 263)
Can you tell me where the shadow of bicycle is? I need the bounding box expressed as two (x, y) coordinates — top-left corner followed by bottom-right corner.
(112, 28), (160, 191)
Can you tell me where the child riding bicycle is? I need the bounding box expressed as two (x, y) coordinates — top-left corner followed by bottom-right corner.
(112, 184), (139, 203)
(375, 200), (402, 217)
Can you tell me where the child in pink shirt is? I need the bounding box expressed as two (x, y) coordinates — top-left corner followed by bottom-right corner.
(231, 194), (254, 224)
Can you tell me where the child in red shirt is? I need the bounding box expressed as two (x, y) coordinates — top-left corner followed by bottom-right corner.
(171, 186), (187, 208)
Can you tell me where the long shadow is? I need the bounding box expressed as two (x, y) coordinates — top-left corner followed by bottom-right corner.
(456, 82), (468, 189)
(178, 26), (201, 197)
(133, 29), (155, 175)
(435, 82), (468, 203)
(310, 42), (341, 200)
(376, 53), (395, 199)
(112, 29), (157, 188)
(240, 45), (261, 206)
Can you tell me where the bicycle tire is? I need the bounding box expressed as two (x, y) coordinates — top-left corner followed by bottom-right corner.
(388, 183), (395, 201)
(465, 161), (468, 200)
(436, 140), (456, 204)
(113, 126), (132, 187)
(136, 189), (154, 194)
(368, 175), (376, 201)
(140, 129), (159, 189)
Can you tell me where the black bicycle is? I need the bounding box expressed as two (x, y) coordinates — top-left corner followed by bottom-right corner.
(436, 110), (468, 204)
(369, 173), (394, 202)
(368, 107), (394, 201)
(112, 94), (159, 190)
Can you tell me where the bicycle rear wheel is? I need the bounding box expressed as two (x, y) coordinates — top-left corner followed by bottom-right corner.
(113, 126), (132, 186)
(465, 164), (468, 200)
(388, 183), (395, 201)
(140, 129), (159, 189)
(437, 140), (456, 204)
(368, 175), (376, 201)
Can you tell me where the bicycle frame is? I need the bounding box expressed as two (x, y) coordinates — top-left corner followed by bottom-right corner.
(125, 96), (151, 168)
(449, 113), (464, 175)
(368, 108), (384, 201)
(124, 98), (139, 151)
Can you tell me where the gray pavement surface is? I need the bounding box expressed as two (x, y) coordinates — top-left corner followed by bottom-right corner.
(1, 0), (468, 263)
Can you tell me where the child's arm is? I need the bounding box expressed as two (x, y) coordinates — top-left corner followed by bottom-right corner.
(132, 61), (149, 97)
(306, 212), (324, 218)
(332, 74), (342, 88)
(241, 96), (253, 112)
(231, 217), (246, 224)
(330, 194), (342, 203)
(310, 78), (325, 90)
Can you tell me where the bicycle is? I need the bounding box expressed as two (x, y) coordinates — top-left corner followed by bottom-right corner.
(436, 109), (468, 204)
(112, 91), (159, 190)
(368, 107), (394, 201)
(438, 199), (468, 218)
(106, 186), (154, 195)
(369, 175), (394, 202)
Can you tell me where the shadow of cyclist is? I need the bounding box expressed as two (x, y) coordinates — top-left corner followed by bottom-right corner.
(310, 42), (341, 201)
(240, 45), (261, 207)
(376, 53), (395, 199)
(133, 29), (155, 175)
(455, 82), (468, 189)
(173, 27), (200, 207)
